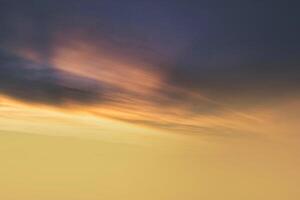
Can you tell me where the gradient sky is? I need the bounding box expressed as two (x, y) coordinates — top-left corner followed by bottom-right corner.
(0, 1), (300, 199)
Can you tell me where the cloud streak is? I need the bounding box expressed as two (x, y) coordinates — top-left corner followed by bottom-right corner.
(0, 0), (300, 136)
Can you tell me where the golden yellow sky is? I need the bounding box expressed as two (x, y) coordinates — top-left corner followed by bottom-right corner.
(1, 95), (300, 200)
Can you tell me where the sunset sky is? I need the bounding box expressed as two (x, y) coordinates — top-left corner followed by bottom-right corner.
(0, 1), (300, 199)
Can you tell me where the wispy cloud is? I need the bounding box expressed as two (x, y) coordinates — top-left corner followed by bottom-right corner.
(0, 0), (299, 136)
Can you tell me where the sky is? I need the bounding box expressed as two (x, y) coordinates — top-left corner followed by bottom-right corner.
(0, 1), (300, 199)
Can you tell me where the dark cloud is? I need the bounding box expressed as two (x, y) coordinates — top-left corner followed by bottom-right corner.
(0, 50), (103, 105)
(1, 0), (300, 111)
